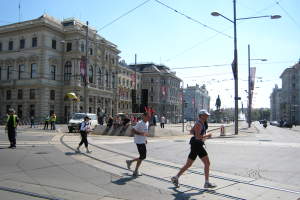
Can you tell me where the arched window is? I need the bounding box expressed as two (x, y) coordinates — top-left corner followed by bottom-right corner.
(64, 61), (72, 81)
(88, 65), (93, 83)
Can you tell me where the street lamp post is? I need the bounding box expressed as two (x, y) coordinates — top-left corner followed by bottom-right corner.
(247, 44), (267, 128)
(211, 3), (281, 134)
(83, 21), (89, 114)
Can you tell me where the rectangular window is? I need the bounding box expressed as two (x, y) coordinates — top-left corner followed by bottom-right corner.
(31, 63), (37, 78)
(50, 65), (56, 80)
(6, 90), (11, 100)
(0, 42), (2, 51)
(6, 105), (11, 113)
(52, 40), (56, 49)
(32, 37), (37, 47)
(66, 42), (72, 52)
(20, 39), (25, 49)
(18, 64), (25, 80)
(30, 104), (35, 117)
(7, 66), (12, 80)
(0, 66), (2, 80)
(17, 89), (23, 100)
(90, 48), (93, 55)
(17, 105), (23, 118)
(50, 105), (54, 115)
(8, 41), (13, 50)
(50, 90), (55, 100)
(30, 89), (35, 99)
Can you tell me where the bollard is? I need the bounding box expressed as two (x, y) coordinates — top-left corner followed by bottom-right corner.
(220, 125), (225, 136)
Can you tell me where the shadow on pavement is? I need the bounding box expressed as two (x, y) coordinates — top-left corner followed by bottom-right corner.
(111, 173), (137, 185)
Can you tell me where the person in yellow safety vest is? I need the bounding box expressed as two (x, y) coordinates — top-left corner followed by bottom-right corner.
(5, 108), (19, 149)
(43, 115), (50, 130)
(50, 113), (56, 130)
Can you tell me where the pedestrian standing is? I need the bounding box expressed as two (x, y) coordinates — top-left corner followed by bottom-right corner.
(30, 115), (35, 128)
(76, 116), (92, 153)
(160, 115), (166, 128)
(5, 108), (19, 149)
(43, 115), (50, 130)
(50, 113), (56, 130)
(126, 112), (150, 176)
(171, 109), (216, 189)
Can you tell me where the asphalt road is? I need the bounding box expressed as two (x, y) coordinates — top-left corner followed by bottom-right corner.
(103, 122), (300, 188)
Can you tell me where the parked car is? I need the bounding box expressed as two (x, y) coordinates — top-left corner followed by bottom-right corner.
(68, 113), (98, 133)
(270, 121), (279, 126)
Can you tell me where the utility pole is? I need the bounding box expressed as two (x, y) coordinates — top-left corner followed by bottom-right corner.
(182, 81), (184, 132)
(135, 54), (137, 113)
(233, 0), (239, 135)
(248, 44), (251, 128)
(83, 21), (89, 113)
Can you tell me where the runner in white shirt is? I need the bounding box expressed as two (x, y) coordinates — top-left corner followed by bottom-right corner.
(126, 112), (150, 176)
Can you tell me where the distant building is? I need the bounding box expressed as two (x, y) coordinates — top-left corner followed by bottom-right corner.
(270, 84), (281, 121)
(270, 61), (300, 124)
(118, 61), (141, 114)
(128, 63), (182, 123)
(184, 84), (210, 121)
(0, 14), (120, 123)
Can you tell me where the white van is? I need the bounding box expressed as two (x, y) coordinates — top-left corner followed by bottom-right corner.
(68, 113), (98, 133)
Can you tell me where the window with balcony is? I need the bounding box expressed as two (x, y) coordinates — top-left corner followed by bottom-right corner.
(31, 63), (37, 78)
(64, 61), (72, 81)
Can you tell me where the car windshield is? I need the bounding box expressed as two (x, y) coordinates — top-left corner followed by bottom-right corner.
(88, 115), (97, 120)
(72, 114), (86, 120)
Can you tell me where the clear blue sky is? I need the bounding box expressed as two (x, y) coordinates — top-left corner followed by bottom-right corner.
(1, 0), (299, 109)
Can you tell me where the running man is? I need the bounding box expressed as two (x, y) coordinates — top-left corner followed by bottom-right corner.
(126, 112), (150, 176)
(171, 109), (216, 189)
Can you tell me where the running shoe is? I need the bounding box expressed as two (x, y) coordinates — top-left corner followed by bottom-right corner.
(204, 182), (217, 189)
(171, 176), (179, 188)
(132, 171), (142, 177)
(126, 160), (132, 170)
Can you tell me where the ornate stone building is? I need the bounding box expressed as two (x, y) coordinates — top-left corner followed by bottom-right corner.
(0, 15), (120, 123)
(128, 63), (182, 123)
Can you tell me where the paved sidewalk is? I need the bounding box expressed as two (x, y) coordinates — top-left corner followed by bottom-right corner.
(57, 132), (300, 200)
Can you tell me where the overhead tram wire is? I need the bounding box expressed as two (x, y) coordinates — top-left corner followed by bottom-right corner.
(98, 0), (151, 31)
(171, 63), (230, 70)
(275, 1), (300, 30)
(153, 0), (232, 39)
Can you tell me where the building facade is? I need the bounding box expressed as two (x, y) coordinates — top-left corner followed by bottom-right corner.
(0, 15), (120, 123)
(117, 61), (141, 114)
(270, 61), (300, 125)
(129, 63), (182, 123)
(184, 84), (210, 121)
